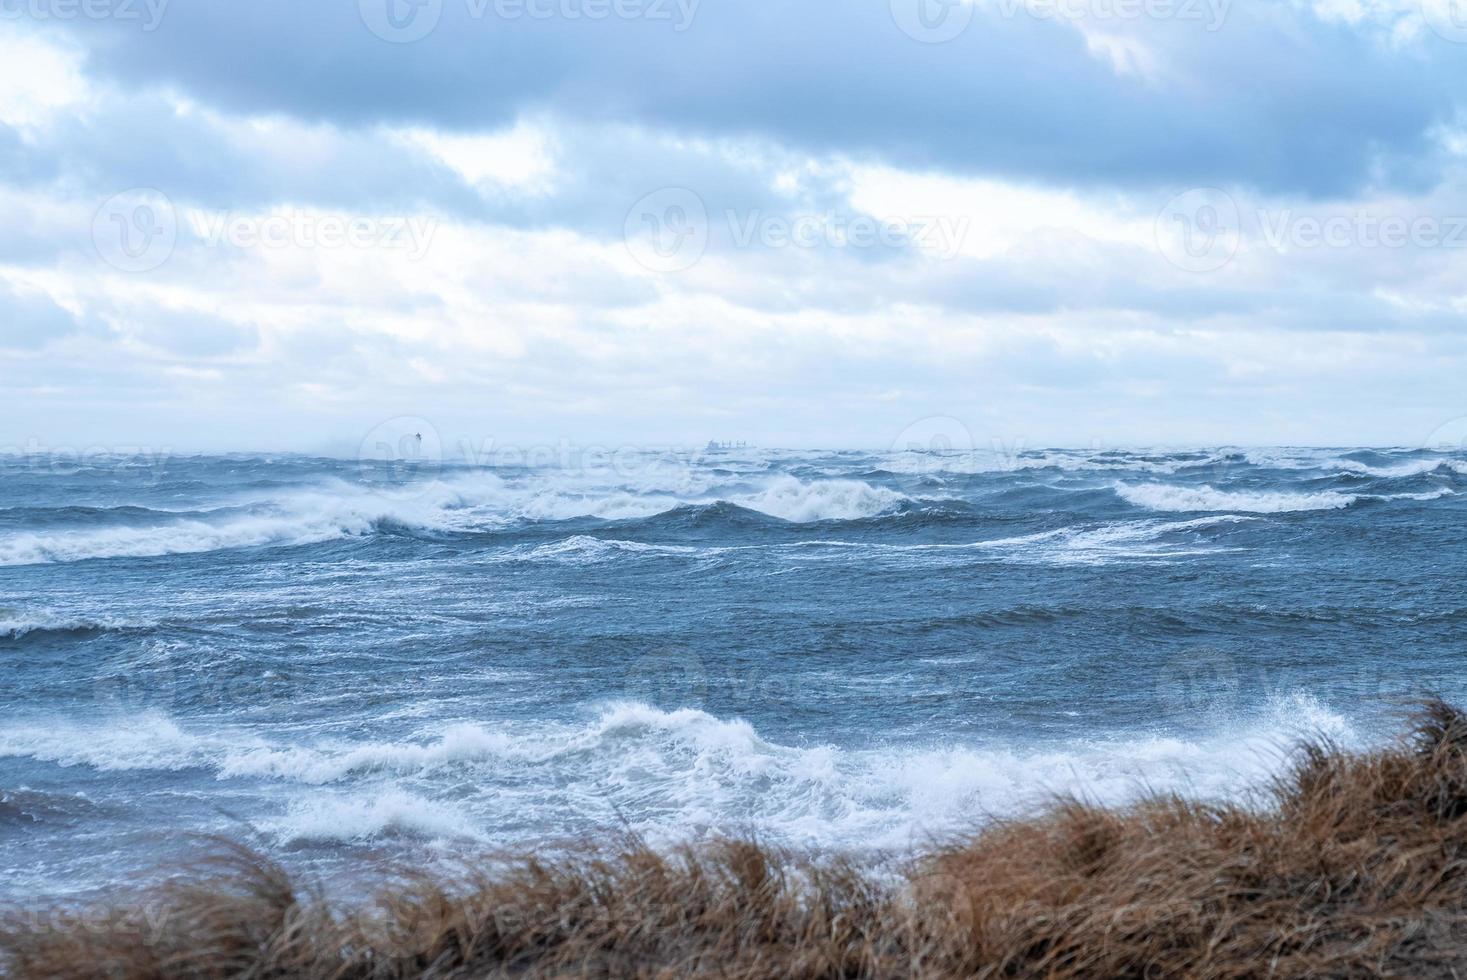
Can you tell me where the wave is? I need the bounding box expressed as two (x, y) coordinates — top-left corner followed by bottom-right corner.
(0, 695), (1358, 848)
(1327, 458), (1467, 479)
(500, 516), (1249, 569)
(776, 516), (1252, 567)
(1117, 482), (1456, 513)
(512, 536), (710, 566)
(262, 789), (480, 844)
(0, 713), (232, 772)
(0, 609), (155, 639)
(0, 486), (411, 566)
(0, 788), (98, 827)
(6, 447), (1461, 566)
(882, 449), (1235, 476)
(735, 477), (909, 522)
(0, 473), (913, 566)
(1116, 483), (1356, 513)
(217, 723), (520, 784)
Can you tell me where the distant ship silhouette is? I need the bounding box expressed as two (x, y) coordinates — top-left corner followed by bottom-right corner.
(705, 440), (750, 451)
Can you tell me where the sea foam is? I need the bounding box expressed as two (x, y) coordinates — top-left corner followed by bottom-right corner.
(0, 694), (1360, 849)
(0, 471), (912, 566)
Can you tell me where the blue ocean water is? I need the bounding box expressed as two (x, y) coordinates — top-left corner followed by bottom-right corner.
(2, 445), (1465, 899)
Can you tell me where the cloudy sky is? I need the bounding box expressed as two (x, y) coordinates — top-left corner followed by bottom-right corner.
(4, 0), (1467, 453)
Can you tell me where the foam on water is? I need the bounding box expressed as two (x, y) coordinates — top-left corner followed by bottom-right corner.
(263, 789), (481, 844)
(0, 472), (915, 566)
(1117, 482), (1455, 513)
(514, 536), (710, 565)
(777, 516), (1253, 566)
(1117, 483), (1359, 513)
(3, 446), (1464, 895)
(0, 608), (152, 639)
(882, 449), (1234, 476)
(0, 694), (1362, 850)
(5, 446), (1463, 566)
(506, 516), (1253, 569)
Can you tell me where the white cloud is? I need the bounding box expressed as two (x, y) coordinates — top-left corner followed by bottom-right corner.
(3, 17), (1466, 447)
(397, 121), (559, 197)
(0, 27), (87, 129)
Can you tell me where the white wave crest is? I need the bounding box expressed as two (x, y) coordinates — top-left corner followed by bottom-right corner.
(218, 723), (519, 784)
(0, 478), (484, 567)
(780, 516), (1251, 567)
(263, 790), (481, 844)
(0, 608), (151, 638)
(735, 476), (908, 522)
(1329, 458), (1467, 478)
(884, 449), (1232, 476)
(0, 694), (1361, 849)
(1119, 482), (1456, 514)
(1117, 483), (1357, 513)
(514, 536), (707, 566)
(0, 713), (229, 771)
(0, 470), (911, 566)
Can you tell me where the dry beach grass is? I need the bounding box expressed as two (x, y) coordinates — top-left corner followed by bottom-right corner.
(8, 702), (1467, 978)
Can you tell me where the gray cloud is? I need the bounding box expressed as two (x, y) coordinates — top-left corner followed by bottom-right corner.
(0, 282), (86, 349)
(37, 1), (1464, 196)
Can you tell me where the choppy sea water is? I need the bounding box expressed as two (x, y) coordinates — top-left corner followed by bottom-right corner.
(2, 446), (1465, 899)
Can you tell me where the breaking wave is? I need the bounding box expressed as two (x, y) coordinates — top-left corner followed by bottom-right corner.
(1116, 484), (1358, 513)
(0, 695), (1358, 849)
(0, 474), (912, 566)
(1116, 482), (1454, 513)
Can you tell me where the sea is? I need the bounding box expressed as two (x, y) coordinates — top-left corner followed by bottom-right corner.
(2, 444), (1465, 900)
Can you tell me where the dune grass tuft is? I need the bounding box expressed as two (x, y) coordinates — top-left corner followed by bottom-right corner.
(9, 702), (1467, 978)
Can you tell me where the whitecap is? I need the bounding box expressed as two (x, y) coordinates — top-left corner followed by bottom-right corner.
(0, 695), (1363, 851)
(1117, 483), (1356, 513)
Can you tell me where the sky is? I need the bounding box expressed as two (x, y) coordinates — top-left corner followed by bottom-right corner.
(4, 0), (1467, 454)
